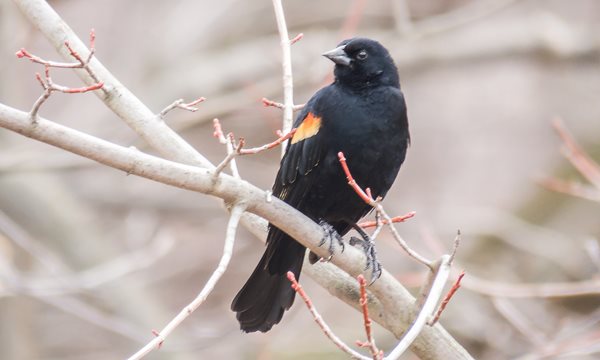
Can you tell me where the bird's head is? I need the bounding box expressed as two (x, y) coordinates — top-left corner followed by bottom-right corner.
(322, 37), (399, 89)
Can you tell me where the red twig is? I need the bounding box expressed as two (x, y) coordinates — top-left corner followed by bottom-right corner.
(212, 118), (226, 142)
(211, 119), (241, 178)
(358, 211), (416, 229)
(287, 272), (371, 359)
(290, 33), (304, 45)
(55, 82), (104, 94)
(539, 178), (600, 202)
(261, 97), (304, 111)
(238, 128), (296, 155)
(356, 275), (383, 359)
(552, 118), (600, 189)
(16, 29), (103, 121)
(428, 271), (465, 326)
(338, 152), (375, 204)
(338, 151), (432, 268)
(212, 119), (295, 177)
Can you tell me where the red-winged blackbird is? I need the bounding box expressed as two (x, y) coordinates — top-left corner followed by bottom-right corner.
(231, 38), (410, 333)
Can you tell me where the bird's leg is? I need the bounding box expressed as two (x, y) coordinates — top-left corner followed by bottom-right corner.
(317, 220), (345, 261)
(349, 223), (382, 284)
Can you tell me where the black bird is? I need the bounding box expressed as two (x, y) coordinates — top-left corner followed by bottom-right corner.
(231, 37), (410, 333)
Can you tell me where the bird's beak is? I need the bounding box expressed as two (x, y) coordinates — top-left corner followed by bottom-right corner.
(322, 45), (351, 66)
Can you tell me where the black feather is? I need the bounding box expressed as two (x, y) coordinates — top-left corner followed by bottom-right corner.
(231, 37), (410, 332)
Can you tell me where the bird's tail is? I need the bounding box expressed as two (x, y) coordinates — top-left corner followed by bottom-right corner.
(231, 228), (305, 332)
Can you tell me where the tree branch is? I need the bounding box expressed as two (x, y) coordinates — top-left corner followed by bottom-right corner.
(271, 0), (296, 155)
(127, 203), (246, 360)
(0, 103), (473, 359)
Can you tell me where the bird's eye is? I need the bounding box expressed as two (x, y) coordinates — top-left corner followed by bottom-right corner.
(356, 50), (368, 60)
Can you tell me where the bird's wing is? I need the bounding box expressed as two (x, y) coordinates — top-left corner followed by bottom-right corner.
(272, 101), (327, 210)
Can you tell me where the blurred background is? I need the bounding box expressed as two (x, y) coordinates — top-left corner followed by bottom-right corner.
(1, 0), (600, 359)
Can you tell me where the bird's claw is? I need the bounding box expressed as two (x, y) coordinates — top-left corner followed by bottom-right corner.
(349, 236), (382, 284)
(318, 220), (344, 261)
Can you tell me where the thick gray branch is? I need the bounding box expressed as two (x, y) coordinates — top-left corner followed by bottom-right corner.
(0, 103), (472, 359)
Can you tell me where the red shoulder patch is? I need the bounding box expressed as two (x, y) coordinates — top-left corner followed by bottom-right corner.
(291, 112), (321, 144)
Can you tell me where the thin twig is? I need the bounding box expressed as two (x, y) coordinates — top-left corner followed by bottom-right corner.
(238, 128), (296, 155)
(261, 97), (304, 112)
(391, 0), (414, 35)
(358, 211), (416, 229)
(492, 297), (547, 347)
(16, 48), (82, 68)
(356, 275), (383, 359)
(212, 119), (297, 177)
(159, 97), (206, 118)
(409, 0), (521, 38)
(287, 272), (372, 360)
(271, 0), (295, 156)
(368, 212), (385, 243)
(127, 203), (246, 360)
(338, 152), (432, 268)
(428, 271), (465, 326)
(338, 152), (376, 205)
(212, 135), (244, 179)
(538, 177), (600, 202)
(448, 230), (461, 265)
(16, 29), (103, 121)
(212, 119), (240, 178)
(552, 117), (600, 189)
(378, 206), (433, 269)
(462, 272), (600, 298)
(339, 0), (368, 40)
(290, 33), (304, 45)
(385, 255), (452, 359)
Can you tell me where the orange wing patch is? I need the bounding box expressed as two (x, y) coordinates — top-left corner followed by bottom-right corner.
(291, 112), (322, 144)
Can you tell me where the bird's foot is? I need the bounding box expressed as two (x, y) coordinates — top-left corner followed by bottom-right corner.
(349, 235), (382, 284)
(318, 220), (345, 261)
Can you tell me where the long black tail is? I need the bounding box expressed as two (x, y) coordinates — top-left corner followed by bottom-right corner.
(231, 228), (306, 332)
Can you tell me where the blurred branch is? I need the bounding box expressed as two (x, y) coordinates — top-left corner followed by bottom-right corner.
(407, 0), (521, 38)
(491, 298), (547, 347)
(128, 203), (246, 360)
(539, 118), (600, 201)
(461, 271), (600, 298)
(391, 0), (413, 35)
(538, 178), (600, 202)
(0, 209), (70, 274)
(0, 229), (174, 297)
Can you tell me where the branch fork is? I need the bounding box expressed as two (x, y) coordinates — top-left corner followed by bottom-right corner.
(211, 118), (297, 179)
(159, 97), (206, 119)
(337, 151), (431, 268)
(16, 29), (104, 121)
